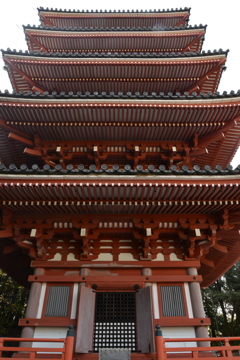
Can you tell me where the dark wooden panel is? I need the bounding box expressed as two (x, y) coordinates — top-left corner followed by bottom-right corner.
(136, 286), (155, 353)
(75, 286), (96, 353)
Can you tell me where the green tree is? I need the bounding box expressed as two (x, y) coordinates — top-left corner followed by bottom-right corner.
(202, 261), (240, 337)
(0, 270), (29, 337)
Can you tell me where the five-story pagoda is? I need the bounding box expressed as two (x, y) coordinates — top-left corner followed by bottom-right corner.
(1, 6), (240, 360)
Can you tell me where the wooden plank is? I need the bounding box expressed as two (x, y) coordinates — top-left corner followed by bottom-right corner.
(8, 132), (34, 146)
(28, 275), (202, 283)
(75, 286), (96, 353)
(24, 148), (42, 157)
(153, 318), (211, 326)
(18, 318), (76, 326)
(31, 260), (201, 268)
(136, 286), (155, 353)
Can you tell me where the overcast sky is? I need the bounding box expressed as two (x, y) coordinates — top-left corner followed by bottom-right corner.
(0, 1), (240, 166)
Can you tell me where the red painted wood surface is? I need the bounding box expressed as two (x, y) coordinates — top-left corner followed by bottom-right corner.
(75, 286), (96, 353)
(136, 287), (155, 353)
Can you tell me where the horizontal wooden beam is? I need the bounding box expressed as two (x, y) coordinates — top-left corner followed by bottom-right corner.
(31, 260), (201, 268)
(24, 148), (42, 157)
(28, 274), (202, 283)
(18, 317), (210, 327)
(154, 318), (211, 327)
(0, 229), (13, 238)
(8, 132), (34, 146)
(19, 318), (76, 327)
(0, 119), (32, 139)
(198, 117), (239, 148)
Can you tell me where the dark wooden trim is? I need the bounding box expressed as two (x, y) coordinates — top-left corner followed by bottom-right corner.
(28, 275), (202, 283)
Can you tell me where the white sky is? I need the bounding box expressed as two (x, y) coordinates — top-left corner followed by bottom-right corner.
(0, 0), (240, 166)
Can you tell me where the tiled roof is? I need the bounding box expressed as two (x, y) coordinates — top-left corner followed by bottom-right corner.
(0, 89), (237, 99)
(2, 48), (226, 58)
(23, 24), (204, 32)
(0, 163), (238, 175)
(38, 7), (191, 14)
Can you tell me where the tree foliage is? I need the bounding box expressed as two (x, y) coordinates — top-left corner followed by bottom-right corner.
(202, 261), (240, 337)
(0, 270), (29, 337)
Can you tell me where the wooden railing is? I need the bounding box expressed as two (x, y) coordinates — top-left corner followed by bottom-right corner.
(0, 327), (74, 360)
(156, 332), (240, 360)
(1, 328), (240, 360)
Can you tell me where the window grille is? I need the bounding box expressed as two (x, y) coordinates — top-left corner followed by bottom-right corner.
(45, 286), (70, 317)
(94, 292), (136, 352)
(160, 285), (185, 317)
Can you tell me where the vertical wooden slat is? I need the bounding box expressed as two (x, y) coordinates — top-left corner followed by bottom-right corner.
(45, 286), (70, 317)
(160, 286), (185, 317)
(75, 286), (96, 353)
(136, 287), (155, 353)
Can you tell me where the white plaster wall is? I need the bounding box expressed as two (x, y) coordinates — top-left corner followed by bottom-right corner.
(152, 283), (160, 319)
(184, 283), (193, 318)
(70, 283), (78, 319)
(118, 253), (137, 261)
(170, 253), (183, 261)
(152, 253), (164, 261)
(36, 283), (46, 319)
(162, 327), (197, 348)
(93, 253), (113, 261)
(33, 327), (68, 352)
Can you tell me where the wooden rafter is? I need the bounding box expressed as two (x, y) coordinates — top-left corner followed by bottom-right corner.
(0, 119), (32, 139)
(197, 117), (240, 148)
(39, 14), (55, 27)
(182, 31), (205, 52)
(25, 32), (48, 52)
(4, 58), (46, 93)
(184, 58), (226, 93)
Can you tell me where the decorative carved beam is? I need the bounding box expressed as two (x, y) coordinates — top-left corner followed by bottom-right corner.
(200, 258), (215, 268)
(8, 132), (34, 146)
(24, 148), (42, 157)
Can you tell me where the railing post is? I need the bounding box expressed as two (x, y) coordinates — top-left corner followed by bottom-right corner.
(0, 338), (3, 357)
(65, 326), (75, 360)
(155, 325), (165, 360)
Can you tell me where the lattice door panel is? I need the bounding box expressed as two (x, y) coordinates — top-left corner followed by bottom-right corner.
(94, 292), (136, 352)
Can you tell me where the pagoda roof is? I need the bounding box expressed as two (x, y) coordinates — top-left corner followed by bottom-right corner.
(23, 25), (206, 54)
(38, 7), (191, 29)
(0, 94), (239, 169)
(3, 50), (227, 95)
(0, 173), (240, 287)
(0, 173), (239, 215)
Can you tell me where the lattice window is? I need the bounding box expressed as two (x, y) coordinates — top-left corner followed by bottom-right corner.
(160, 285), (185, 317)
(94, 292), (136, 352)
(45, 286), (70, 317)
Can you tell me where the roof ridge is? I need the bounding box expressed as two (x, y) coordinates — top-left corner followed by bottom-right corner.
(0, 163), (239, 176)
(2, 48), (228, 58)
(0, 90), (239, 99)
(23, 24), (207, 32)
(37, 7), (191, 14)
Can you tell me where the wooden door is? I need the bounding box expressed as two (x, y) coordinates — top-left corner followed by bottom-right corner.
(75, 286), (96, 353)
(136, 286), (155, 353)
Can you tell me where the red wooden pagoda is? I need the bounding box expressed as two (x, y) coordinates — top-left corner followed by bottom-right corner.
(1, 6), (240, 360)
